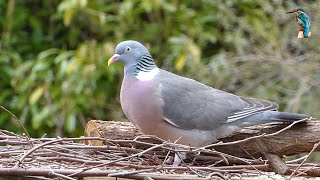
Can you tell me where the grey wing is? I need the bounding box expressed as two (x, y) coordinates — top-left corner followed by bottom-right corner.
(158, 70), (279, 130)
(227, 97), (278, 123)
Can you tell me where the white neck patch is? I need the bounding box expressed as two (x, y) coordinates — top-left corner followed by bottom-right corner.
(136, 68), (159, 81)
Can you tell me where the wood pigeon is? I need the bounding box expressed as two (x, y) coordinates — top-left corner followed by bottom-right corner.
(108, 40), (309, 147)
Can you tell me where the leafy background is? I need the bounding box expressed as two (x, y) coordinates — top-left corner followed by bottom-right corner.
(0, 0), (319, 140)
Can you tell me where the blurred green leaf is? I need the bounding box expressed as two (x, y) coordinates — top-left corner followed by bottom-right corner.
(31, 106), (50, 129)
(29, 86), (45, 105)
(65, 113), (76, 133)
(38, 49), (60, 60)
(63, 7), (75, 26)
(175, 54), (187, 71)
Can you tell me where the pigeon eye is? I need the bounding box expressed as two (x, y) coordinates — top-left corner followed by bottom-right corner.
(125, 47), (131, 52)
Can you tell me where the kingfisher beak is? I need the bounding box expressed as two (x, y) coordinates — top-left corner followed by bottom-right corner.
(286, 10), (296, 14)
(108, 54), (120, 66)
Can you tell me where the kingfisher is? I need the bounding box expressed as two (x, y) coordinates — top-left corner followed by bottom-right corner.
(287, 7), (311, 38)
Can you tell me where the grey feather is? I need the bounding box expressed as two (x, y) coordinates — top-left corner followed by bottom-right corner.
(159, 70), (244, 130)
(158, 70), (290, 130)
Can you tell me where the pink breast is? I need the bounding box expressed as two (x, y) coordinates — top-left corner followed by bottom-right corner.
(120, 77), (163, 134)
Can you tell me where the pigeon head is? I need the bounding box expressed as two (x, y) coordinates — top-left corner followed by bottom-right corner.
(108, 40), (150, 67)
(108, 41), (158, 79)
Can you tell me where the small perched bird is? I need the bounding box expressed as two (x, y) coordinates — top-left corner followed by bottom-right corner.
(108, 40), (309, 147)
(287, 7), (311, 38)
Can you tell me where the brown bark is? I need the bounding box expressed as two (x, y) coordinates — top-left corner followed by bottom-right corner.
(216, 120), (320, 158)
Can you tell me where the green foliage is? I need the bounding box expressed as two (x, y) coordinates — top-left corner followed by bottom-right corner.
(0, 0), (319, 137)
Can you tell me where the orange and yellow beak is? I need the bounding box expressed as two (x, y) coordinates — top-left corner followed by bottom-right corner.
(107, 54), (120, 66)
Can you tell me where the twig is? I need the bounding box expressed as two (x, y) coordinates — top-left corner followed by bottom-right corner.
(206, 172), (229, 180)
(286, 155), (308, 164)
(68, 143), (167, 177)
(294, 164), (319, 177)
(108, 167), (162, 177)
(289, 141), (320, 179)
(49, 170), (76, 180)
(0, 105), (32, 146)
(15, 138), (64, 167)
(25, 176), (52, 180)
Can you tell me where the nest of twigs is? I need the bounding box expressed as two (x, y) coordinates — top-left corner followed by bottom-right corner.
(0, 123), (319, 180)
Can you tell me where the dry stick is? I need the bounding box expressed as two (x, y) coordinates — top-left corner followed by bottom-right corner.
(203, 149), (267, 177)
(295, 164), (318, 176)
(134, 134), (165, 143)
(295, 164), (320, 177)
(15, 138), (64, 167)
(48, 145), (99, 161)
(0, 129), (26, 137)
(0, 168), (113, 178)
(49, 170), (76, 180)
(192, 148), (262, 166)
(244, 161), (266, 178)
(159, 142), (232, 165)
(286, 155), (308, 164)
(108, 167), (163, 177)
(111, 163), (270, 173)
(39, 136), (105, 142)
(0, 105), (33, 146)
(0, 139), (31, 145)
(168, 164), (262, 173)
(25, 176), (52, 180)
(0, 138), (9, 143)
(160, 137), (181, 166)
(289, 141), (320, 179)
(162, 149), (172, 166)
(36, 157), (146, 167)
(47, 144), (141, 156)
(44, 149), (93, 161)
(227, 173), (243, 180)
(56, 156), (103, 166)
(105, 164), (233, 179)
(262, 118), (310, 137)
(180, 159), (204, 178)
(206, 172), (229, 180)
(199, 117), (310, 149)
(67, 143), (167, 177)
(40, 136), (163, 151)
(189, 148), (230, 165)
(96, 150), (127, 161)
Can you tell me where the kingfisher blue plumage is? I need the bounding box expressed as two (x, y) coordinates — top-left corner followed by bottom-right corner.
(287, 8), (311, 38)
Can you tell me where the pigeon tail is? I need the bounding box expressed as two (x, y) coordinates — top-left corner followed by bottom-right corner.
(238, 111), (309, 127)
(268, 111), (309, 121)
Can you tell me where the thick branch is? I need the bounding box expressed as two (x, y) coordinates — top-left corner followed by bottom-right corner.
(85, 119), (320, 158)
